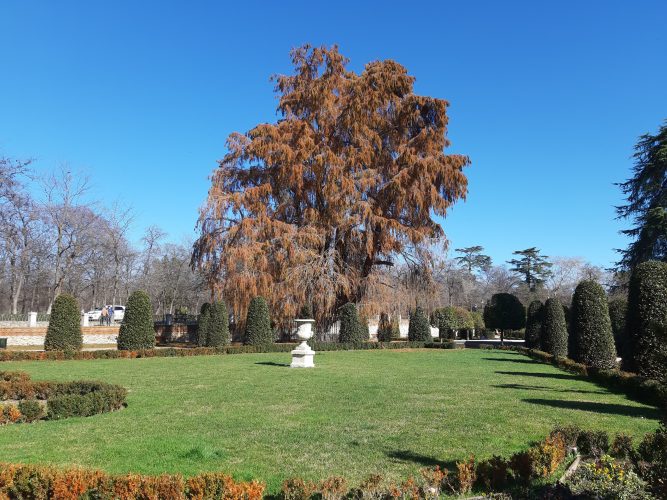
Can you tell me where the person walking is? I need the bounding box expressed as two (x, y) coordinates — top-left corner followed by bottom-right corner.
(100, 306), (108, 326)
(108, 306), (114, 326)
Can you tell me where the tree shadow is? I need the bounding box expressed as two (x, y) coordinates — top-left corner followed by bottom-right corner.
(523, 398), (660, 419)
(495, 370), (584, 381)
(482, 357), (541, 364)
(254, 361), (290, 367)
(492, 383), (608, 395)
(386, 450), (457, 470)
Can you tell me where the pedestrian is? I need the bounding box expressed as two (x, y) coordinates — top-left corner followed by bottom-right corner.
(100, 306), (108, 326)
(108, 305), (114, 325)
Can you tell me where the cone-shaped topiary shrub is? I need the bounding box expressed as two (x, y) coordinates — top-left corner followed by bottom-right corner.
(244, 296), (273, 345)
(44, 294), (82, 351)
(570, 280), (617, 369)
(377, 312), (393, 342)
(298, 303), (313, 319)
(624, 260), (667, 377)
(608, 298), (628, 357)
(483, 293), (526, 333)
(391, 314), (401, 339)
(197, 302), (211, 347)
(408, 306), (431, 341)
(540, 298), (568, 357)
(117, 291), (155, 350)
(525, 300), (543, 349)
(338, 303), (365, 344)
(207, 301), (230, 347)
(359, 312), (370, 341)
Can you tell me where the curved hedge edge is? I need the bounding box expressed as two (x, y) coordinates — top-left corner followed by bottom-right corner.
(505, 346), (666, 409)
(0, 341), (450, 363)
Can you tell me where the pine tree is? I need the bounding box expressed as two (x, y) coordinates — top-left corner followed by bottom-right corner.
(540, 298), (568, 358)
(207, 301), (230, 347)
(507, 248), (553, 292)
(455, 246), (492, 274)
(616, 122), (667, 269)
(525, 300), (543, 349)
(377, 312), (393, 342)
(197, 302), (211, 347)
(117, 291), (155, 350)
(244, 296), (273, 345)
(570, 281), (617, 369)
(338, 303), (365, 344)
(408, 306), (431, 342)
(623, 260), (667, 378)
(44, 294), (82, 351)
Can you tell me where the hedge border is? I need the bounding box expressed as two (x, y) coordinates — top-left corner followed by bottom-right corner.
(509, 347), (666, 408)
(0, 341), (457, 363)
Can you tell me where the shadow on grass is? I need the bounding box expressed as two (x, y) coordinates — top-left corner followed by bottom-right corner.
(254, 361), (290, 367)
(523, 398), (660, 419)
(481, 357), (541, 364)
(495, 370), (583, 381)
(386, 450), (457, 470)
(492, 383), (607, 395)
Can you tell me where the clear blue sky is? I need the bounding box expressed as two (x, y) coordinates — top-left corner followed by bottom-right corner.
(1, 1), (666, 268)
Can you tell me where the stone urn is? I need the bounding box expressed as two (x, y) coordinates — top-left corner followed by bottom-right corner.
(291, 319), (316, 368)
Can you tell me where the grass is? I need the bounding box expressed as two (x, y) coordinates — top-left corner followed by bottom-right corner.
(0, 349), (660, 492)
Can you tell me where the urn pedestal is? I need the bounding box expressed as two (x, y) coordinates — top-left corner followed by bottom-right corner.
(291, 319), (316, 368)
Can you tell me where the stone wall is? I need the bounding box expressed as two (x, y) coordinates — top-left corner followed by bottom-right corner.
(0, 326), (119, 347)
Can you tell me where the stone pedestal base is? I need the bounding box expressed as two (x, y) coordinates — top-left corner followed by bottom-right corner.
(290, 342), (315, 368)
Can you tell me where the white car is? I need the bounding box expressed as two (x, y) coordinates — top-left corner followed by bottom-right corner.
(87, 305), (125, 323)
(87, 307), (103, 321)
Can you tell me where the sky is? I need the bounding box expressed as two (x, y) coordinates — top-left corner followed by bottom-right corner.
(1, 0), (666, 269)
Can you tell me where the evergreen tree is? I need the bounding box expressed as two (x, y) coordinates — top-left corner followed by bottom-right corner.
(408, 306), (431, 342)
(207, 301), (230, 347)
(507, 247), (553, 292)
(616, 121), (667, 269)
(377, 312), (393, 342)
(298, 303), (313, 319)
(197, 302), (211, 347)
(338, 303), (365, 344)
(455, 246), (492, 274)
(608, 298), (628, 357)
(359, 312), (370, 341)
(623, 260), (667, 378)
(540, 298), (568, 357)
(570, 281), (617, 369)
(525, 300), (543, 349)
(471, 311), (485, 336)
(117, 290), (155, 350)
(244, 296), (273, 345)
(390, 314), (401, 340)
(483, 293), (526, 333)
(44, 294), (82, 351)
(437, 307), (458, 339)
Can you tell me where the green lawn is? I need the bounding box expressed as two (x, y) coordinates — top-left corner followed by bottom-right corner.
(0, 349), (660, 492)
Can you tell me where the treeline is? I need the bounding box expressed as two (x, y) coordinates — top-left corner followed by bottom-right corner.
(0, 158), (207, 315)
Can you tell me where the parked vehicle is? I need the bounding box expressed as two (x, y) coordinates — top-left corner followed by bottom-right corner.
(87, 305), (125, 323)
(87, 307), (103, 321)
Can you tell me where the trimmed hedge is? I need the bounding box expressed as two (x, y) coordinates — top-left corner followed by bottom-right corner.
(570, 280), (617, 369)
(338, 303), (366, 344)
(244, 297), (273, 346)
(117, 291), (155, 350)
(376, 313), (392, 342)
(624, 260), (667, 379)
(540, 298), (568, 358)
(408, 306), (431, 342)
(197, 302), (211, 347)
(608, 298), (628, 357)
(525, 300), (543, 349)
(207, 301), (230, 347)
(44, 294), (82, 352)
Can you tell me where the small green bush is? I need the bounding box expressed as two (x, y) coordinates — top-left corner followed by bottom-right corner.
(207, 301), (230, 347)
(244, 296), (273, 345)
(338, 303), (365, 344)
(525, 300), (543, 349)
(197, 302), (211, 347)
(471, 311), (485, 335)
(298, 303), (313, 319)
(436, 307), (458, 339)
(570, 280), (617, 369)
(18, 400), (44, 422)
(577, 430), (610, 457)
(44, 294), (82, 352)
(376, 313), (393, 342)
(484, 293), (526, 333)
(540, 298), (568, 357)
(117, 291), (155, 350)
(408, 306), (431, 342)
(624, 260), (667, 378)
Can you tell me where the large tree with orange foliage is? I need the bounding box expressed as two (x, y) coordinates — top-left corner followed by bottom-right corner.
(192, 45), (469, 328)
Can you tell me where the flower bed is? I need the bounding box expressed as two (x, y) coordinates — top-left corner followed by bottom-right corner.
(0, 370), (127, 424)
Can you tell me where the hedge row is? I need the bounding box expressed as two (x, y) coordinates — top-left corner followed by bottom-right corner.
(0, 464), (264, 499)
(0, 371), (127, 424)
(0, 341), (435, 363)
(512, 347), (667, 408)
